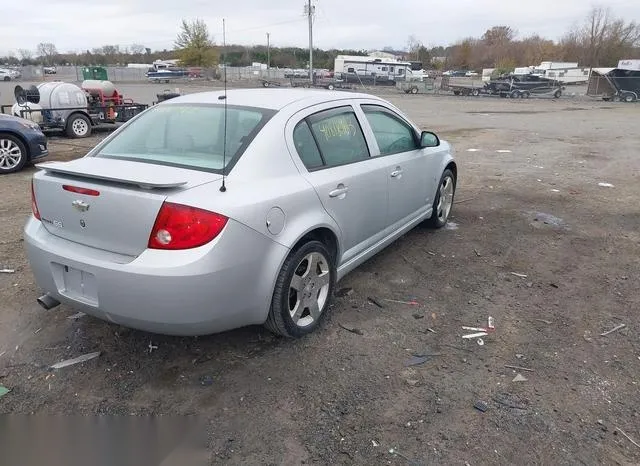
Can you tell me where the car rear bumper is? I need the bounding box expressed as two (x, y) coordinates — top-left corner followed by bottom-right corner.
(24, 216), (289, 336)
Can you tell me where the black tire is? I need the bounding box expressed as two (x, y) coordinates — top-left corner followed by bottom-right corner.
(65, 113), (92, 138)
(425, 168), (456, 228)
(522, 91), (531, 99)
(263, 81), (270, 87)
(472, 88), (480, 97)
(453, 90), (460, 96)
(621, 92), (637, 103)
(410, 86), (418, 94)
(0, 133), (28, 174)
(510, 90), (519, 99)
(327, 84), (335, 90)
(553, 89), (562, 99)
(3, 76), (10, 82)
(265, 240), (336, 338)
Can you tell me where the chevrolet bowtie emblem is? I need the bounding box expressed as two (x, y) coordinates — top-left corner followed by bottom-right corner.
(72, 200), (90, 212)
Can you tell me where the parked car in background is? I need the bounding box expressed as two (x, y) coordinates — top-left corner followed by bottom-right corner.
(25, 89), (456, 338)
(43, 66), (57, 75)
(465, 71), (479, 77)
(0, 69), (15, 81)
(0, 114), (48, 174)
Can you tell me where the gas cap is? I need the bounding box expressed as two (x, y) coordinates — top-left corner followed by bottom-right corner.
(266, 207), (285, 235)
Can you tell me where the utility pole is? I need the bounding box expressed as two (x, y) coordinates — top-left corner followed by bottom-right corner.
(306, 0), (314, 83)
(266, 32), (270, 69)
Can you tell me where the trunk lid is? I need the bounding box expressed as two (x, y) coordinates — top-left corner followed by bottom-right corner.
(32, 158), (221, 256)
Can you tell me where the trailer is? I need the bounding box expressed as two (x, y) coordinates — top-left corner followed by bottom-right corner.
(396, 78), (437, 94)
(440, 76), (484, 96)
(2, 82), (148, 138)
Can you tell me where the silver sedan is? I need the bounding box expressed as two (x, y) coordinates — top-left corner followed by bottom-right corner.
(25, 89), (457, 337)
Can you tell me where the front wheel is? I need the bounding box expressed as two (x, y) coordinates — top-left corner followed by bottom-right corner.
(0, 133), (28, 174)
(426, 169), (456, 228)
(265, 241), (335, 338)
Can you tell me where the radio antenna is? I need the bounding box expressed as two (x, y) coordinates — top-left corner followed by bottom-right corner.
(219, 18), (228, 192)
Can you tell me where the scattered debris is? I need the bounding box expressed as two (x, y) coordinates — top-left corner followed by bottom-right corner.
(549, 283), (559, 289)
(512, 374), (528, 382)
(598, 182), (615, 188)
(474, 249), (482, 257)
(600, 324), (626, 337)
(510, 272), (528, 278)
(412, 313), (425, 320)
(0, 351), (6, 358)
(338, 323), (364, 335)
(454, 197), (476, 204)
(50, 351), (100, 370)
(67, 312), (86, 320)
(476, 338), (485, 346)
(493, 393), (528, 410)
(488, 316), (495, 330)
(404, 356), (431, 367)
(335, 287), (353, 298)
(148, 342), (158, 353)
(384, 298), (419, 306)
(368, 297), (385, 308)
(462, 332), (488, 339)
(505, 365), (535, 373)
(616, 427), (640, 449)
(535, 318), (552, 325)
(516, 354), (525, 360)
(0, 269), (15, 274)
(200, 375), (214, 386)
(372, 440), (379, 447)
(445, 222), (459, 231)
(33, 328), (42, 335)
(426, 328), (436, 334)
(426, 251), (436, 256)
(496, 149), (512, 153)
(466, 148), (481, 152)
(551, 189), (560, 192)
(474, 400), (489, 412)
(0, 385), (10, 399)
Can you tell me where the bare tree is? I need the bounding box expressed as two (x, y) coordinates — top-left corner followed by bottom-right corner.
(17, 48), (33, 61)
(130, 44), (146, 55)
(406, 35), (422, 60)
(36, 42), (58, 65)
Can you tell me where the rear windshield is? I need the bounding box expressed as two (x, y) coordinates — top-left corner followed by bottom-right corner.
(94, 103), (275, 172)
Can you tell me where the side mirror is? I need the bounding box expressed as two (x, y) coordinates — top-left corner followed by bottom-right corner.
(420, 131), (440, 148)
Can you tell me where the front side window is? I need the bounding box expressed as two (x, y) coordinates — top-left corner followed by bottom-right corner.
(362, 105), (419, 155)
(94, 104), (274, 173)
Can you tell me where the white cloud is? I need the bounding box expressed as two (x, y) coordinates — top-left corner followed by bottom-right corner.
(1, 0), (638, 55)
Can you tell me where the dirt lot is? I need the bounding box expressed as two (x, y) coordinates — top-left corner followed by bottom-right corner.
(1, 87), (639, 465)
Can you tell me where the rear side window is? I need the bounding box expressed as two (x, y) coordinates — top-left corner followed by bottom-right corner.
(307, 107), (369, 168)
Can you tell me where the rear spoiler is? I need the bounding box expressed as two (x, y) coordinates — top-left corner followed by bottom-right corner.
(35, 159), (188, 189)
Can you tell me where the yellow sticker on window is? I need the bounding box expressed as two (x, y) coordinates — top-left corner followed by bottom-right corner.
(317, 117), (356, 141)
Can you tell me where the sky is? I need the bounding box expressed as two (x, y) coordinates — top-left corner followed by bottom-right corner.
(1, 0), (638, 56)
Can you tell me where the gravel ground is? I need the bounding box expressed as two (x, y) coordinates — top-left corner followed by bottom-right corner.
(1, 86), (639, 465)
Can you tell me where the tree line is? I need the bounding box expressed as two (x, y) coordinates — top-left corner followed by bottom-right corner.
(2, 7), (637, 71)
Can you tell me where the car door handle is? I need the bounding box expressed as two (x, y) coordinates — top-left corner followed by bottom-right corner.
(390, 169), (403, 178)
(329, 186), (349, 198)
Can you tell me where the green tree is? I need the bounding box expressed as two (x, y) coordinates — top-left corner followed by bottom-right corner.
(175, 19), (218, 66)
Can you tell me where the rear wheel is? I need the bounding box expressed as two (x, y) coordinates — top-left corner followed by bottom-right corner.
(410, 86), (418, 94)
(65, 114), (92, 138)
(265, 241), (335, 338)
(522, 91), (531, 99)
(621, 92), (637, 103)
(510, 90), (520, 99)
(426, 169), (456, 228)
(553, 89), (562, 99)
(3, 76), (10, 82)
(472, 88), (480, 96)
(0, 133), (28, 174)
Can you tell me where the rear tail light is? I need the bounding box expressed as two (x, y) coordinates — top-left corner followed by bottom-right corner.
(148, 202), (228, 250)
(31, 179), (41, 220)
(63, 185), (100, 196)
